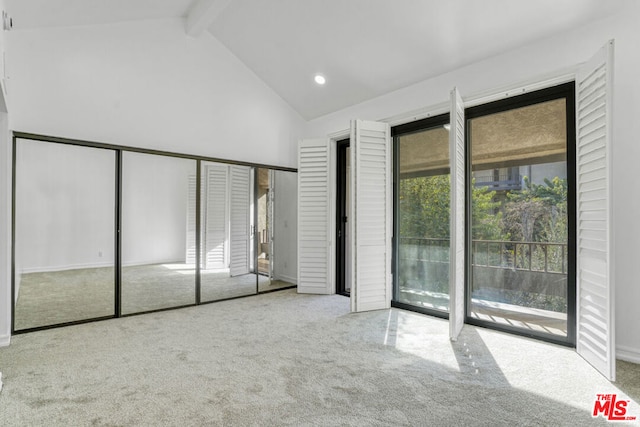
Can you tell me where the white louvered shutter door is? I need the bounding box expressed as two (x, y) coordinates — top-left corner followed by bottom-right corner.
(297, 139), (333, 294)
(229, 165), (251, 277)
(449, 87), (466, 341)
(576, 40), (615, 381)
(350, 120), (392, 312)
(204, 164), (228, 270)
(185, 174), (197, 264)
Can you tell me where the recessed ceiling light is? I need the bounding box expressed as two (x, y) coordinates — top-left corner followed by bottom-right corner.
(314, 74), (326, 85)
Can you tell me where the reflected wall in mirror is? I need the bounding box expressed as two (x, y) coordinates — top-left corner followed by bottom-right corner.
(199, 162), (257, 302)
(257, 169), (297, 292)
(121, 152), (197, 314)
(14, 139), (116, 330)
(12, 134), (298, 331)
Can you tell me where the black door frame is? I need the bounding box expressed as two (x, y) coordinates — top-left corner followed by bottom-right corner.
(390, 114), (450, 319)
(464, 82), (577, 347)
(336, 138), (350, 296)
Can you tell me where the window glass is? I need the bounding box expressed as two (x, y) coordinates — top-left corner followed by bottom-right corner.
(396, 124), (450, 312)
(469, 98), (569, 337)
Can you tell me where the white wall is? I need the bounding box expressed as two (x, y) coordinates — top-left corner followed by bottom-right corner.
(13, 141), (194, 271)
(0, 111), (9, 347)
(272, 170), (297, 284)
(0, 0), (7, 111)
(306, 5), (640, 361)
(0, 0), (9, 346)
(15, 139), (116, 273)
(0, 17), (304, 341)
(5, 18), (304, 168)
(122, 152), (195, 266)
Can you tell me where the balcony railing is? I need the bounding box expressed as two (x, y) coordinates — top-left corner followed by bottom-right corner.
(399, 237), (568, 275)
(473, 170), (522, 191)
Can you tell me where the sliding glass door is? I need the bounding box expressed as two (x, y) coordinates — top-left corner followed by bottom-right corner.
(466, 83), (575, 342)
(394, 115), (451, 315)
(391, 84), (575, 344)
(13, 139), (116, 331)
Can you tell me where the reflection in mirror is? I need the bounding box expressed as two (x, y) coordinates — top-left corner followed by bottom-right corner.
(257, 169), (297, 292)
(14, 139), (116, 330)
(200, 162), (257, 302)
(121, 152), (197, 314)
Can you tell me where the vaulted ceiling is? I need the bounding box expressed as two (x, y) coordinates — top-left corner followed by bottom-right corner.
(5, 0), (631, 120)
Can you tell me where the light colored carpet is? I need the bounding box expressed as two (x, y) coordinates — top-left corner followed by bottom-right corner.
(15, 265), (295, 330)
(257, 275), (296, 293)
(14, 267), (116, 330)
(1, 289), (638, 426)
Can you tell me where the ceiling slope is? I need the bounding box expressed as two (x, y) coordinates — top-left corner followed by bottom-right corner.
(5, 0), (634, 120)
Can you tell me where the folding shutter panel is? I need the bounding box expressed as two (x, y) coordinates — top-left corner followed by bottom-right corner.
(185, 174), (197, 264)
(297, 139), (333, 294)
(449, 87), (466, 341)
(229, 165), (251, 277)
(576, 40), (615, 381)
(204, 164), (228, 270)
(350, 120), (392, 312)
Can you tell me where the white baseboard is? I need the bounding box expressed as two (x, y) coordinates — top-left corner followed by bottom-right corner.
(0, 333), (10, 347)
(617, 345), (640, 364)
(21, 261), (114, 274)
(273, 274), (297, 285)
(21, 259), (186, 274)
(122, 259), (186, 268)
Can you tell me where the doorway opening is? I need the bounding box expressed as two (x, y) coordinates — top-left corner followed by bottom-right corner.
(336, 139), (351, 296)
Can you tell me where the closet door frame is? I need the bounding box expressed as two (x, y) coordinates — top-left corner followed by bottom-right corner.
(10, 132), (296, 334)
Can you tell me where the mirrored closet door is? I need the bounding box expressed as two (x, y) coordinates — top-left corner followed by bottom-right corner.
(13, 139), (117, 331)
(12, 135), (298, 333)
(121, 152), (197, 315)
(199, 161), (257, 302)
(257, 168), (297, 293)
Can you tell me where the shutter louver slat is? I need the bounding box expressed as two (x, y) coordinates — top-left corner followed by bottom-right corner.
(185, 175), (197, 264)
(297, 139), (333, 294)
(204, 164), (228, 270)
(229, 165), (250, 277)
(576, 40), (615, 381)
(351, 120), (391, 312)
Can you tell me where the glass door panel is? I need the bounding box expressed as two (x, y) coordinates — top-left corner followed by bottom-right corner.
(396, 124), (451, 312)
(121, 152), (197, 314)
(14, 139), (116, 330)
(469, 97), (569, 337)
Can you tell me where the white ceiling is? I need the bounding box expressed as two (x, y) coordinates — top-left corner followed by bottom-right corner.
(5, 0), (631, 120)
